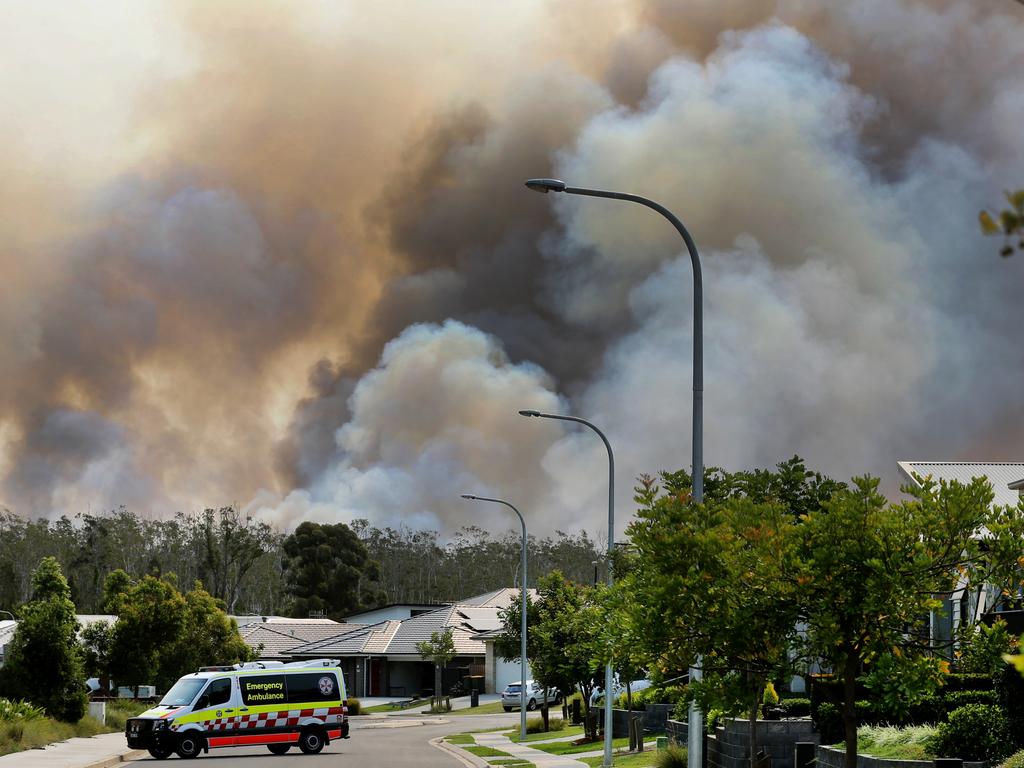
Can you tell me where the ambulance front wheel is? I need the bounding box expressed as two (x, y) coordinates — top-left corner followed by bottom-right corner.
(298, 728), (325, 755)
(267, 744), (291, 755)
(175, 733), (204, 759)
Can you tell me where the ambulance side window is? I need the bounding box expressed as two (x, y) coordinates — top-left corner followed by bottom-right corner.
(206, 678), (232, 707)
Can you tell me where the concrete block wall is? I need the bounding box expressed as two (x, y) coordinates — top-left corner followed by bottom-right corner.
(707, 718), (819, 768)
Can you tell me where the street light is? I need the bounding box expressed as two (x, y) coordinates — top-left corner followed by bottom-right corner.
(525, 178), (706, 768)
(518, 409), (615, 768)
(461, 493), (529, 744)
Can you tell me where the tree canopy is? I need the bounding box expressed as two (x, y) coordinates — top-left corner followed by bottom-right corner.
(0, 557), (87, 721)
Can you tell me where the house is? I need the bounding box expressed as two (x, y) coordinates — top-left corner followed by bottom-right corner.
(286, 588), (535, 698)
(897, 461), (1024, 642)
(236, 618), (365, 660)
(0, 619), (16, 668)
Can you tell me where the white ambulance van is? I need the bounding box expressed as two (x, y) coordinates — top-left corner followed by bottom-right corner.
(125, 659), (349, 759)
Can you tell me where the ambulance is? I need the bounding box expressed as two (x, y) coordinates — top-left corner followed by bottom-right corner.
(125, 659), (349, 759)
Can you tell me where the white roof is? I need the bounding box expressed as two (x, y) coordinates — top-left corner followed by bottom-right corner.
(897, 462), (1024, 507)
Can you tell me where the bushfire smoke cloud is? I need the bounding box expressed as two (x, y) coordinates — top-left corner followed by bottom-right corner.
(1, 0), (1022, 535)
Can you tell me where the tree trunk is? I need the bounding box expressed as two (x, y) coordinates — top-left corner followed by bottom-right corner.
(842, 658), (858, 768)
(749, 700), (759, 768)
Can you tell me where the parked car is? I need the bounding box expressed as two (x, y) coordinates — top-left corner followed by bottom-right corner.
(501, 680), (560, 711)
(589, 676), (652, 706)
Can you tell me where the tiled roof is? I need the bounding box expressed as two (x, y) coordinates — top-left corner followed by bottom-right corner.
(285, 589), (537, 659)
(898, 462), (1024, 507)
(238, 620), (365, 659)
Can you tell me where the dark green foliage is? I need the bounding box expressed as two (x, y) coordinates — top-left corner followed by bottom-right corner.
(99, 574), (253, 693)
(941, 689), (997, 712)
(996, 662), (1024, 749)
(282, 521), (382, 619)
(155, 584), (254, 692)
(941, 673), (995, 692)
(928, 704), (1013, 762)
(776, 698), (810, 717)
(0, 558), (87, 722)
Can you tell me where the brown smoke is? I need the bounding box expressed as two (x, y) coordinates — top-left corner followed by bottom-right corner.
(1, 1), (1022, 534)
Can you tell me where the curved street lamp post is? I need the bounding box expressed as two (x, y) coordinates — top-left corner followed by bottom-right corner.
(461, 494), (529, 743)
(518, 409), (615, 768)
(525, 178), (705, 768)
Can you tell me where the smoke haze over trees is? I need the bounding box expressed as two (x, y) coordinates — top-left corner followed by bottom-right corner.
(0, 1), (1022, 537)
(0, 506), (604, 615)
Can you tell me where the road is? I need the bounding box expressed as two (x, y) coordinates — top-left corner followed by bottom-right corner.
(129, 713), (519, 768)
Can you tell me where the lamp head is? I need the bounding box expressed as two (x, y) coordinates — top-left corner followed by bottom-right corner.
(524, 178), (566, 194)
(518, 409), (541, 418)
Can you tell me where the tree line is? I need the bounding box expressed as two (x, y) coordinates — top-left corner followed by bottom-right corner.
(0, 506), (604, 619)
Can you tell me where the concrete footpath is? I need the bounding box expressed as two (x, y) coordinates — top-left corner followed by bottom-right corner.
(0, 733), (142, 768)
(452, 731), (590, 767)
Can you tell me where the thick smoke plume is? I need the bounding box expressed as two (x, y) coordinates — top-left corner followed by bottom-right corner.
(1, 0), (1022, 536)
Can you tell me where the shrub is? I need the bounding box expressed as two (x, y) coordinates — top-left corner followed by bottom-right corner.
(941, 689), (997, 712)
(999, 749), (1024, 768)
(777, 698), (810, 718)
(996, 661), (1024, 749)
(0, 699), (45, 721)
(928, 704), (1013, 762)
(345, 698), (361, 716)
(654, 744), (688, 768)
(526, 716), (566, 733)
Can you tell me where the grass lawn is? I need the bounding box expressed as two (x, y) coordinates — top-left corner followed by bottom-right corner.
(533, 735), (637, 755)
(362, 698), (430, 714)
(580, 749), (673, 767)
(463, 745), (515, 759)
(500, 725), (584, 742)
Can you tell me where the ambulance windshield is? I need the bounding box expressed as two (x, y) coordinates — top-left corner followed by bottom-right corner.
(159, 678), (207, 707)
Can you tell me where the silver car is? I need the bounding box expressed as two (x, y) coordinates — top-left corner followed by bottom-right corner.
(501, 680), (560, 711)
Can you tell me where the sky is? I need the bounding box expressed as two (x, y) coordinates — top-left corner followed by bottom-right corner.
(1, 0), (1022, 538)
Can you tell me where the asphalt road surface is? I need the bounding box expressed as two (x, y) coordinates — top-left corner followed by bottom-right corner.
(130, 713), (520, 768)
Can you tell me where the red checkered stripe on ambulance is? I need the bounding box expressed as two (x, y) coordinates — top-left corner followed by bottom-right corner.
(173, 707), (345, 731)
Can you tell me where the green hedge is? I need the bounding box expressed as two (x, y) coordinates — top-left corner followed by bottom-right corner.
(928, 704), (1013, 762)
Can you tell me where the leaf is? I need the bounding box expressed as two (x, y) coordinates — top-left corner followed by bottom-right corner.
(999, 210), (1021, 234)
(1004, 189), (1024, 213)
(979, 210), (1000, 235)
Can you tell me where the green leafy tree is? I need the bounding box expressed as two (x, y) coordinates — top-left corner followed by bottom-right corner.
(797, 476), (1024, 768)
(107, 575), (187, 695)
(499, 572), (603, 739)
(979, 190), (1024, 257)
(417, 627), (456, 706)
(282, 521), (381, 619)
(156, 583), (254, 691)
(621, 482), (802, 767)
(0, 557), (87, 721)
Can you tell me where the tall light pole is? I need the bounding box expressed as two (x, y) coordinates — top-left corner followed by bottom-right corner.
(461, 494), (529, 744)
(518, 409), (615, 768)
(525, 178), (705, 768)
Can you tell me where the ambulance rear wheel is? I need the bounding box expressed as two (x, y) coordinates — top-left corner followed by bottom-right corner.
(298, 728), (325, 755)
(148, 746), (172, 760)
(267, 745), (291, 755)
(175, 734), (204, 759)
